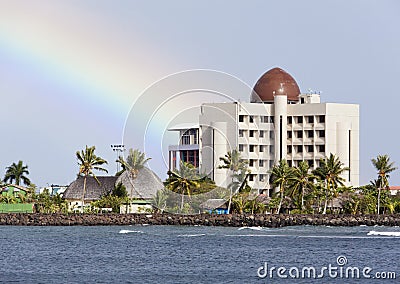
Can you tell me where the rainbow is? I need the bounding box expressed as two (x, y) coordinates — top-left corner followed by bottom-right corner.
(0, 2), (179, 123)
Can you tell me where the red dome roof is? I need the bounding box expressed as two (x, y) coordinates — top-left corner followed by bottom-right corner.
(251, 68), (300, 103)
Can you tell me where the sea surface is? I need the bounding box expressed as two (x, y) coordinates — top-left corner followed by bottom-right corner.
(0, 225), (399, 283)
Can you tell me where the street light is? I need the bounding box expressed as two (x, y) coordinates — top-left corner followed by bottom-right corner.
(111, 144), (125, 173)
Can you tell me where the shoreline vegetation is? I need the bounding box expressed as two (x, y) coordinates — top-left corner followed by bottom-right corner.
(1, 213), (400, 227)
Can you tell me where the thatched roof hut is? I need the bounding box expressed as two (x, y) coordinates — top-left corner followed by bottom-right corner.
(200, 199), (228, 210)
(116, 167), (163, 200)
(63, 176), (118, 201)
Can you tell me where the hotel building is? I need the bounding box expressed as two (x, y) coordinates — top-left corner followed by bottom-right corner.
(168, 68), (359, 195)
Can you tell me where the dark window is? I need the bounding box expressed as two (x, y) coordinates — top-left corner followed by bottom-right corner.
(318, 115), (325, 123)
(287, 131), (292, 138)
(250, 130), (255, 137)
(249, 174), (254, 182)
(307, 145), (314, 152)
(287, 146), (292, 154)
(287, 117), (292, 124)
(250, 145), (255, 152)
(297, 116), (303, 123)
(288, 160), (292, 167)
(259, 145), (264, 152)
(249, 116), (254, 123)
(249, 159), (255, 167)
(239, 115), (245, 122)
(318, 130), (325, 138)
(239, 130), (244, 137)
(296, 131), (303, 138)
(259, 160), (264, 167)
(259, 130), (264, 138)
(307, 130), (314, 138)
(239, 144), (244, 152)
(301, 97), (305, 104)
(318, 145), (325, 152)
(307, 116), (314, 123)
(307, 160), (313, 167)
(297, 145), (303, 153)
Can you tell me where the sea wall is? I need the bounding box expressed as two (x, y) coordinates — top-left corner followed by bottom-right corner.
(1, 213), (400, 227)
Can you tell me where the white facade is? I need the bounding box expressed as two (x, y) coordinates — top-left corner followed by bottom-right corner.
(197, 93), (359, 194)
(169, 91), (359, 195)
(168, 66), (359, 196)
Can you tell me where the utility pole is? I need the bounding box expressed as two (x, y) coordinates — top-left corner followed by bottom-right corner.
(111, 144), (125, 173)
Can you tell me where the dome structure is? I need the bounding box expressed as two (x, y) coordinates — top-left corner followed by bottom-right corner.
(251, 67), (300, 103)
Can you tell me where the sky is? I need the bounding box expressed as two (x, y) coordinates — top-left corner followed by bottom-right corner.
(0, 1), (399, 187)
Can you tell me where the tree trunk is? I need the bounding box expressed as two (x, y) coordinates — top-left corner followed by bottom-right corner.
(227, 187), (233, 214)
(180, 193), (184, 212)
(377, 188), (381, 215)
(277, 186), (284, 214)
(301, 187), (305, 211)
(82, 176), (87, 213)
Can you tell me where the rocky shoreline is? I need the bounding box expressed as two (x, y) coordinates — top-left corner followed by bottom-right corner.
(1, 213), (400, 227)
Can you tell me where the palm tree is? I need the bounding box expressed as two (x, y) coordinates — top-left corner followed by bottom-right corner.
(313, 153), (349, 214)
(289, 161), (316, 211)
(371, 154), (397, 214)
(218, 150), (249, 213)
(151, 189), (168, 213)
(269, 160), (294, 214)
(117, 149), (151, 211)
(3, 160), (31, 186)
(166, 161), (200, 212)
(76, 145), (108, 211)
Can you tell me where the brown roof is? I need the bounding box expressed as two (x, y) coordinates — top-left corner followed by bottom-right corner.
(200, 199), (228, 210)
(389, 186), (400, 190)
(251, 67), (300, 103)
(116, 167), (163, 200)
(63, 176), (118, 201)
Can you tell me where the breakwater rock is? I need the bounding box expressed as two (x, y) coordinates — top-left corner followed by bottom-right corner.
(1, 213), (400, 227)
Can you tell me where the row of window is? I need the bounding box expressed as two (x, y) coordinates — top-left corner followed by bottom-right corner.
(239, 144), (275, 153)
(240, 129), (325, 139)
(239, 115), (274, 123)
(239, 130), (275, 139)
(239, 144), (326, 154)
(288, 130), (325, 139)
(181, 129), (199, 145)
(249, 159), (275, 168)
(287, 115), (325, 124)
(238, 115), (325, 124)
(287, 145), (325, 154)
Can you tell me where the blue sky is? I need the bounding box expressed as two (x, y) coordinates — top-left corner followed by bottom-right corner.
(0, 1), (399, 187)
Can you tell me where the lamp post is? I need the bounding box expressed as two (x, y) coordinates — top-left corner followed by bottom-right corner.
(111, 144), (125, 173)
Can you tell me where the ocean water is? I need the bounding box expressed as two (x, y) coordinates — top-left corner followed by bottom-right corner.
(0, 225), (399, 283)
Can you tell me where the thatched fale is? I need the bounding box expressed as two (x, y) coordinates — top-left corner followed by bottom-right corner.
(200, 199), (228, 210)
(63, 176), (118, 201)
(116, 167), (163, 199)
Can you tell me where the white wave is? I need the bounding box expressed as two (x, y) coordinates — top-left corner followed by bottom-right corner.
(367, 231), (400, 237)
(119, 230), (144, 234)
(177, 234), (207, 237)
(225, 234), (287, 237)
(238, 226), (263, 231)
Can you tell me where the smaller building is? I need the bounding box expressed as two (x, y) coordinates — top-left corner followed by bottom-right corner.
(388, 186), (400, 196)
(168, 123), (200, 171)
(63, 167), (163, 213)
(0, 185), (34, 213)
(63, 176), (118, 212)
(38, 185), (68, 196)
(201, 199), (228, 214)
